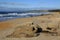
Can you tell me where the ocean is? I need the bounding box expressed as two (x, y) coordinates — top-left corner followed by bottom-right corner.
(0, 12), (49, 21)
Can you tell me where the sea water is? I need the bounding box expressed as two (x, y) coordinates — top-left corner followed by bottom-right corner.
(0, 12), (49, 21)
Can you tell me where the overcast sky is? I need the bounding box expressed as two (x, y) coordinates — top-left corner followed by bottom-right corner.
(0, 0), (60, 9)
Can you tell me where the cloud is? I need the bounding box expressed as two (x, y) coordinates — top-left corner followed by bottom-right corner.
(0, 2), (28, 6)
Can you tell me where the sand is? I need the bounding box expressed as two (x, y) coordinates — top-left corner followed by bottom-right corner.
(0, 12), (60, 40)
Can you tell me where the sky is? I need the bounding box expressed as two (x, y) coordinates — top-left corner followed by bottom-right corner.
(0, 0), (60, 10)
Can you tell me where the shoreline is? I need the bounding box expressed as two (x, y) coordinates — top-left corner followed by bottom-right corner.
(0, 12), (58, 30)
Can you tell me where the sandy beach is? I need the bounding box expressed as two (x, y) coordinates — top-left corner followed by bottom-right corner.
(0, 12), (60, 40)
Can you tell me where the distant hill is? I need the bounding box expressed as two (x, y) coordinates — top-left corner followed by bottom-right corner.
(48, 9), (60, 12)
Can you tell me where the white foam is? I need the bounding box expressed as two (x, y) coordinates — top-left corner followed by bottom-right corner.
(0, 14), (3, 16)
(0, 12), (49, 17)
(7, 13), (18, 15)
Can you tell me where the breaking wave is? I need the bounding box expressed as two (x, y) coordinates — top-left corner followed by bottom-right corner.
(0, 12), (49, 21)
